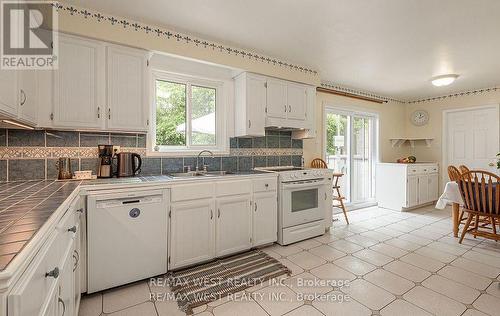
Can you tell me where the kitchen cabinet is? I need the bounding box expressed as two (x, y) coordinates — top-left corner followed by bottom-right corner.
(17, 70), (38, 124)
(266, 78), (287, 119)
(376, 163), (439, 211)
(53, 34), (105, 129)
(0, 69), (19, 117)
(106, 45), (148, 131)
(234, 72), (314, 137)
(234, 72), (267, 137)
(170, 199), (215, 269)
(252, 192), (277, 247)
(215, 195), (252, 257)
(286, 83), (307, 121)
(49, 34), (148, 131)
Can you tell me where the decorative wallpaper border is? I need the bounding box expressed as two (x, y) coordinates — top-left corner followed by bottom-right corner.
(320, 82), (405, 103)
(53, 2), (318, 76)
(406, 86), (500, 104)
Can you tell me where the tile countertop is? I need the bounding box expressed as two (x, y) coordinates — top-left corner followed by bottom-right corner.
(0, 172), (276, 272)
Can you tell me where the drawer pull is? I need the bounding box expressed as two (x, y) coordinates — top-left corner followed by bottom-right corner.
(45, 267), (59, 279)
(254, 203), (258, 212)
(265, 184), (269, 188)
(76, 208), (84, 213)
(73, 250), (80, 272)
(67, 226), (77, 233)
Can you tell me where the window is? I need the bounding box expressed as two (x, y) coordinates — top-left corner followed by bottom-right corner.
(151, 72), (227, 154)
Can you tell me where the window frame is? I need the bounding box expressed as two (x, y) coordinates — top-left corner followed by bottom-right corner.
(148, 71), (229, 156)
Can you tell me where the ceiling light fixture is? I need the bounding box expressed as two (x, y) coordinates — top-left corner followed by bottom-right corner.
(431, 74), (459, 87)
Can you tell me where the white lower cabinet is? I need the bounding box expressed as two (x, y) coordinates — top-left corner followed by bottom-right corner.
(252, 192), (277, 247)
(215, 195), (252, 257)
(170, 199), (215, 270)
(377, 163), (439, 211)
(169, 177), (277, 269)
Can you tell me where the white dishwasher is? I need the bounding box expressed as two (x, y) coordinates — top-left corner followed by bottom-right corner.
(87, 188), (169, 293)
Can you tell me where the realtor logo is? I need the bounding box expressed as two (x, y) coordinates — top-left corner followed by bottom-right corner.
(1, 0), (58, 69)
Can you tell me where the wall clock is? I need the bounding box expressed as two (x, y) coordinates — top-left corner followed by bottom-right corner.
(410, 110), (429, 126)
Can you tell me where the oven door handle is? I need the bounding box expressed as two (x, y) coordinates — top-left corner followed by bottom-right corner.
(282, 181), (327, 189)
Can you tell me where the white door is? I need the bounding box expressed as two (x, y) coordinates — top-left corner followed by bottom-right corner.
(253, 192), (277, 246)
(446, 105), (500, 173)
(428, 173), (439, 202)
(170, 199), (215, 269)
(417, 175), (429, 204)
(18, 70), (38, 124)
(215, 195), (252, 257)
(407, 176), (418, 207)
(266, 79), (287, 119)
(106, 46), (147, 131)
(286, 83), (306, 120)
(246, 75), (266, 136)
(0, 69), (19, 116)
(53, 35), (104, 128)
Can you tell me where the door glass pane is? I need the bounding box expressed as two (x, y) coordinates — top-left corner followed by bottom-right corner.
(155, 80), (186, 146)
(352, 116), (374, 202)
(191, 85), (216, 145)
(291, 189), (318, 212)
(325, 112), (350, 202)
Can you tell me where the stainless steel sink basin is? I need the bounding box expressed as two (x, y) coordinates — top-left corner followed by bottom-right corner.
(169, 171), (233, 178)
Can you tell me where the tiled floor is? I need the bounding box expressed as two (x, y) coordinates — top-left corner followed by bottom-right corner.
(79, 205), (500, 316)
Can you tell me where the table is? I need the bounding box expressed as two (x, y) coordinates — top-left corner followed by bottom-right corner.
(436, 181), (464, 237)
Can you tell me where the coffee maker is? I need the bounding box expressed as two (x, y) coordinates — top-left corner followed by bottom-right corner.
(97, 145), (114, 178)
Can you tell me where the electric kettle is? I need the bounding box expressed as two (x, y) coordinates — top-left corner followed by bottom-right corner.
(115, 152), (142, 177)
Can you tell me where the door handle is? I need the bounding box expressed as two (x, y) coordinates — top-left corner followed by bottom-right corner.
(254, 202), (257, 212)
(248, 120), (251, 128)
(324, 192), (327, 200)
(45, 267), (59, 279)
(288, 105), (291, 113)
(210, 209), (213, 220)
(217, 208), (220, 218)
(488, 162), (495, 167)
(284, 105), (287, 112)
(97, 107), (100, 118)
(108, 108), (111, 119)
(67, 226), (77, 233)
(20, 89), (26, 105)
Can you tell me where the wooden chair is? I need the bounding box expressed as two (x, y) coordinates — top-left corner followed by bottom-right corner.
(458, 170), (499, 243)
(447, 165), (461, 182)
(310, 158), (349, 224)
(459, 165), (471, 180)
(311, 158), (328, 169)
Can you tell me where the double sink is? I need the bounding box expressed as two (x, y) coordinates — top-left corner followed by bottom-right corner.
(169, 170), (234, 178)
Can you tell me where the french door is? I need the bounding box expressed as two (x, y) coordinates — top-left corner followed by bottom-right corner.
(324, 108), (378, 207)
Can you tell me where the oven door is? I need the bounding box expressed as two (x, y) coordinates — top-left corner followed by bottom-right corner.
(281, 179), (327, 228)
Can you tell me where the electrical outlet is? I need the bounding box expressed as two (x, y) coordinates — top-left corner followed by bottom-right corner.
(113, 146), (121, 154)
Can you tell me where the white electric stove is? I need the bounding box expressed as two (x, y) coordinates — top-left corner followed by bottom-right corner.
(256, 166), (333, 245)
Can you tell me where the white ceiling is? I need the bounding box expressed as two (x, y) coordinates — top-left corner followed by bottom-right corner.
(65, 0), (500, 101)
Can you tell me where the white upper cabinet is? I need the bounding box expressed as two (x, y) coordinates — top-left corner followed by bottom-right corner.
(53, 34), (105, 129)
(234, 72), (267, 137)
(0, 69), (19, 116)
(18, 70), (38, 124)
(266, 79), (287, 119)
(234, 72), (315, 137)
(106, 45), (148, 131)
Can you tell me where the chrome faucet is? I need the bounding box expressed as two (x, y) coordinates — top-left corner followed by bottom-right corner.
(196, 150), (214, 171)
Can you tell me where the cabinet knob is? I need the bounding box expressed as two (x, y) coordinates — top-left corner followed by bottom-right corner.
(265, 183), (269, 188)
(76, 208), (84, 213)
(45, 267), (59, 279)
(67, 226), (77, 233)
(248, 120), (251, 128)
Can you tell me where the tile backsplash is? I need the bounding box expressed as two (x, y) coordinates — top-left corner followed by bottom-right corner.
(0, 129), (302, 181)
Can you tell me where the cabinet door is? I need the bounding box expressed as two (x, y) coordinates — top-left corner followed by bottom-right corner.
(73, 221), (82, 313)
(58, 241), (75, 316)
(253, 192), (277, 247)
(428, 173), (439, 202)
(0, 68), (19, 116)
(407, 176), (419, 207)
(215, 195), (252, 257)
(286, 83), (306, 120)
(18, 70), (38, 124)
(245, 75), (266, 136)
(266, 79), (287, 119)
(170, 199), (215, 269)
(418, 175), (429, 204)
(53, 35), (104, 128)
(106, 46), (147, 131)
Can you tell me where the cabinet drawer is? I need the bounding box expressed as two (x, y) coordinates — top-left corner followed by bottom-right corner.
(171, 183), (214, 202)
(216, 180), (252, 197)
(253, 178), (277, 193)
(8, 231), (63, 316)
(407, 166), (419, 175)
